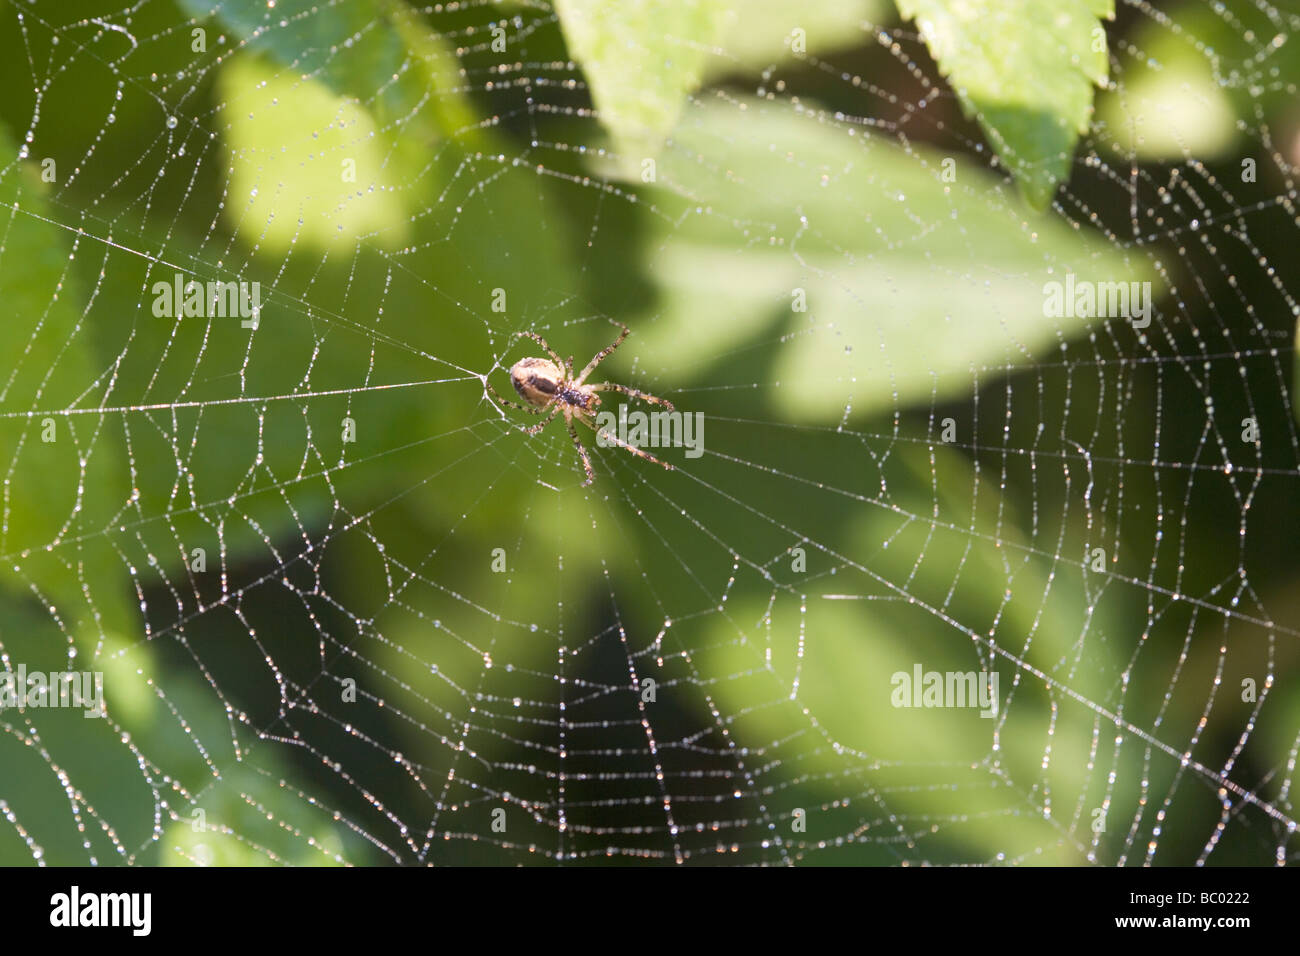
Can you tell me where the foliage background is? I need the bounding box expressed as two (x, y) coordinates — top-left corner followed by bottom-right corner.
(0, 0), (1296, 865)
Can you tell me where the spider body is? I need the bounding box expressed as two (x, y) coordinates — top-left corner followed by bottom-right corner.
(488, 321), (674, 486)
(509, 357), (564, 401)
(509, 358), (597, 411)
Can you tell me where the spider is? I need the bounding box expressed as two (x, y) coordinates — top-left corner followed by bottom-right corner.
(486, 319), (675, 486)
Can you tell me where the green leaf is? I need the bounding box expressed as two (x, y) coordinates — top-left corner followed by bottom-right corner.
(218, 55), (411, 252)
(702, 0), (893, 82)
(1094, 9), (1237, 161)
(178, 0), (481, 147)
(697, 443), (1130, 862)
(1092, 0), (1300, 162)
(556, 0), (890, 175)
(895, 0), (1113, 209)
(0, 135), (133, 637)
(634, 97), (1160, 421)
(554, 0), (730, 171)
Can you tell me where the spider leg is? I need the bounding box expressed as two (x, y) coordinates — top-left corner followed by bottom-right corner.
(565, 413), (596, 486)
(574, 319), (630, 385)
(523, 403), (560, 435)
(586, 382), (675, 411)
(514, 331), (567, 372)
(577, 411), (674, 473)
(486, 377), (547, 414)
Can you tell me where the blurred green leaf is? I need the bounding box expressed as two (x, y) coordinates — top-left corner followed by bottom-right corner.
(896, 0), (1113, 209)
(0, 135), (135, 638)
(635, 97), (1159, 420)
(1094, 10), (1237, 160)
(557, 0), (890, 175)
(699, 443), (1127, 862)
(554, 0), (730, 171)
(161, 760), (351, 866)
(1106, 0), (1300, 137)
(179, 0), (481, 144)
(702, 0), (893, 82)
(219, 56), (411, 252)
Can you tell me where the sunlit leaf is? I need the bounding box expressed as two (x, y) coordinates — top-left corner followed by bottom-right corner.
(554, 0), (730, 171)
(704, 0), (893, 81)
(1094, 12), (1237, 160)
(896, 0), (1113, 209)
(220, 56), (410, 252)
(635, 97), (1159, 421)
(557, 0), (891, 174)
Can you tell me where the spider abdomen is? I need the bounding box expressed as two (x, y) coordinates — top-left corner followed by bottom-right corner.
(510, 357), (563, 406)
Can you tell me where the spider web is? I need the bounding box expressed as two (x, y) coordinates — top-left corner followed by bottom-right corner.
(0, 0), (1298, 866)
